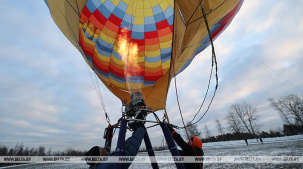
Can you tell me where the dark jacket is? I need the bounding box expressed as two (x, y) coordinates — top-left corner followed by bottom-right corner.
(92, 127), (146, 169)
(172, 132), (204, 169)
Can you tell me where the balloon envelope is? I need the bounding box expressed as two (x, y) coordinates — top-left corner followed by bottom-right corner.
(45, 0), (243, 111)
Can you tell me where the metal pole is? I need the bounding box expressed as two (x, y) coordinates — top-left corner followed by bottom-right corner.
(114, 119), (127, 169)
(160, 122), (185, 169)
(126, 119), (160, 123)
(144, 131), (159, 169)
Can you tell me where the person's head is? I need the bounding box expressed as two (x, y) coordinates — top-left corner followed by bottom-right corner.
(189, 136), (202, 149)
(85, 146), (109, 167)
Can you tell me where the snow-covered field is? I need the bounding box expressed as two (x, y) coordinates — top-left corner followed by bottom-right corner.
(1, 135), (302, 169)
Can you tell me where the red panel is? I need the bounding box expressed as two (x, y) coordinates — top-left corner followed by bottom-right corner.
(92, 57), (109, 73)
(158, 27), (171, 37)
(145, 31), (158, 39)
(108, 14), (122, 27)
(156, 19), (169, 30)
(170, 24), (174, 32)
(92, 10), (107, 26)
(145, 38), (159, 46)
(80, 6), (91, 22)
(144, 73), (163, 81)
(89, 15), (104, 30)
(131, 39), (145, 46)
(109, 62), (126, 78)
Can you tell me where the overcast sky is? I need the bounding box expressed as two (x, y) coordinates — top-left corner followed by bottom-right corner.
(0, 1), (302, 151)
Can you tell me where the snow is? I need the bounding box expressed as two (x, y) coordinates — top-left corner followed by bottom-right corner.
(1, 135), (302, 169)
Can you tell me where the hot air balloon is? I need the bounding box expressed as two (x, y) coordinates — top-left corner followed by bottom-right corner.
(45, 0), (243, 111)
(45, 1), (243, 168)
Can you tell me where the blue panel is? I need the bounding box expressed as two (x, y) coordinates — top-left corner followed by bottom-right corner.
(176, 60), (192, 75)
(143, 81), (156, 86)
(144, 16), (155, 24)
(161, 52), (171, 61)
(86, 0), (98, 13)
(117, 1), (128, 12)
(160, 47), (171, 54)
(126, 75), (144, 83)
(97, 37), (114, 48)
(124, 14), (134, 23)
(93, 64), (109, 78)
(167, 15), (174, 26)
(112, 50), (122, 60)
(121, 21), (132, 29)
(113, 7), (125, 19)
(96, 42), (113, 54)
(144, 24), (157, 32)
(164, 6), (174, 18)
(98, 5), (111, 19)
(103, 0), (116, 13)
(92, 0), (102, 8)
(108, 71), (126, 83)
(145, 55), (161, 63)
(152, 5), (162, 15)
(133, 24), (144, 32)
(154, 12), (165, 23)
(131, 32), (145, 40)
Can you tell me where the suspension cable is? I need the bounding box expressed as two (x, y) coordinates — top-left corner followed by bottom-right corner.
(186, 5), (219, 127)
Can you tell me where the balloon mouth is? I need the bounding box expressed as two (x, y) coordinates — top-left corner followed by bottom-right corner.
(131, 92), (145, 107)
(126, 92), (149, 130)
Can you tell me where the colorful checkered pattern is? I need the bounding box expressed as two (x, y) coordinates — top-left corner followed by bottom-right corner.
(79, 0), (174, 90)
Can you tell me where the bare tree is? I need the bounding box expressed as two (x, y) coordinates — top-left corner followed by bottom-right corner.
(215, 119), (224, 135)
(280, 94), (303, 124)
(227, 101), (261, 137)
(226, 109), (243, 133)
(269, 98), (293, 125)
(269, 94), (303, 125)
(203, 125), (212, 138)
(230, 103), (252, 134)
(243, 102), (261, 137)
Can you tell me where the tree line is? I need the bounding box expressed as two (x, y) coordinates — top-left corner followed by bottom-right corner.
(185, 93), (303, 143)
(0, 143), (86, 167)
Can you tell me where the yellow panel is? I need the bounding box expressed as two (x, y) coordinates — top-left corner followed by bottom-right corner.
(86, 27), (94, 36)
(135, 8), (144, 16)
(101, 0), (106, 3)
(100, 76), (110, 84)
(96, 52), (111, 62)
(160, 40), (172, 49)
(162, 60), (171, 69)
(137, 0), (144, 8)
(110, 79), (126, 89)
(99, 31), (115, 43)
(143, 0), (151, 8)
(159, 1), (169, 11)
(84, 36), (96, 46)
(145, 49), (161, 57)
(111, 0), (120, 6)
(93, 33), (99, 40)
(122, 0), (131, 4)
(150, 1), (160, 7)
(126, 6), (135, 15)
(144, 8), (153, 17)
(145, 60), (162, 67)
(133, 16), (144, 25)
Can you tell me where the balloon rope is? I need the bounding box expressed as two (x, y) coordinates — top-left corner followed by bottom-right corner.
(186, 6), (219, 127)
(172, 63), (190, 141)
